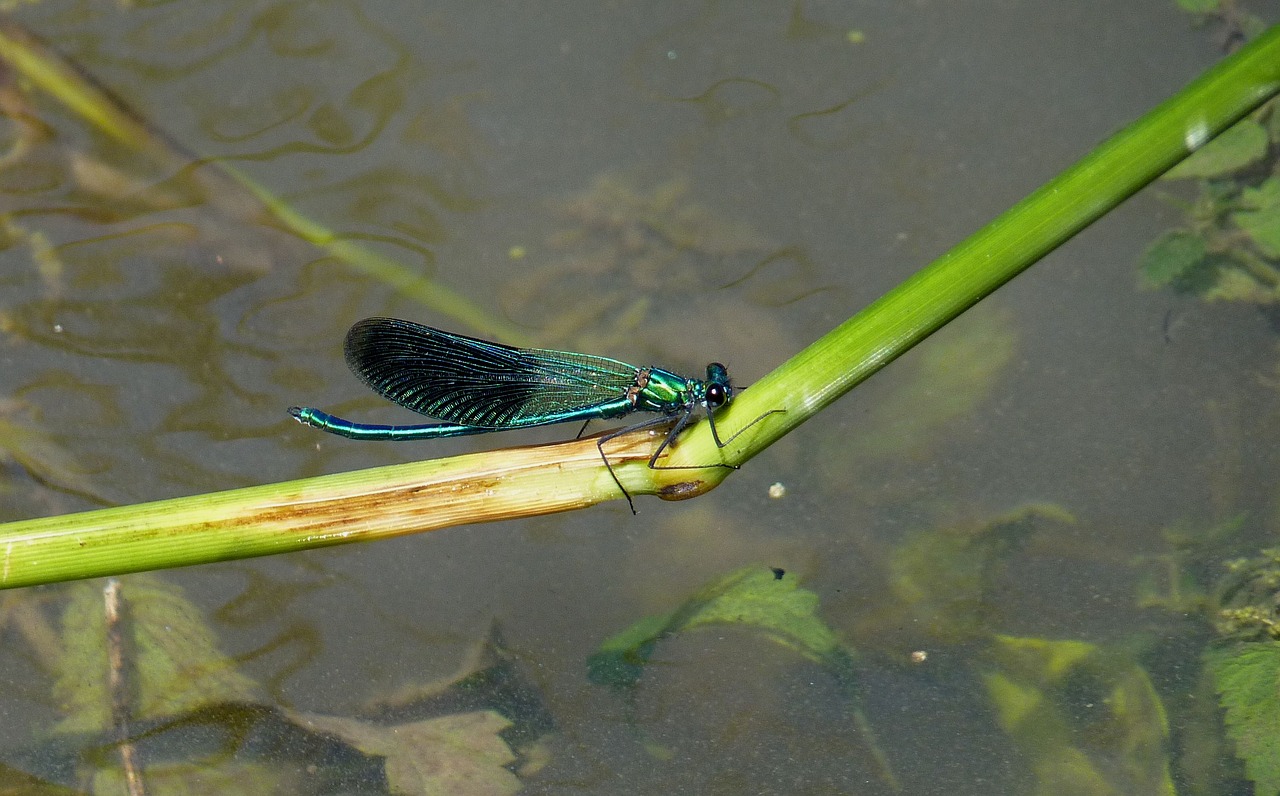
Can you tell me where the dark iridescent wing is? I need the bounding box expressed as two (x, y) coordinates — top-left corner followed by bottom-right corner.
(343, 318), (641, 428)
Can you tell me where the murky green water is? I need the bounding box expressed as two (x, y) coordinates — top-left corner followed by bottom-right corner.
(2, 1), (1278, 793)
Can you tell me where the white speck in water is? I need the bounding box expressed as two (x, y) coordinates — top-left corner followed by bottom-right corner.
(767, 482), (786, 499)
(52, 324), (63, 333)
(666, 50), (677, 60)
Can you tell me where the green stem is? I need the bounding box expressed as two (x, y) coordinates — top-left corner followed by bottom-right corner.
(1, 27), (1278, 589)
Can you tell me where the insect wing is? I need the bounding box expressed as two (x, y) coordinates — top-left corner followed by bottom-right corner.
(344, 318), (639, 427)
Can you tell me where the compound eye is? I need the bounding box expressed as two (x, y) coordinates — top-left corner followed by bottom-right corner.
(705, 383), (728, 408)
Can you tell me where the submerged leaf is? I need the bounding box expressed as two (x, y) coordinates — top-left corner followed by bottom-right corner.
(983, 635), (1175, 795)
(583, 567), (899, 787)
(295, 710), (520, 796)
(836, 306), (1017, 471)
(890, 504), (1076, 642)
(1139, 231), (1208, 287)
(508, 172), (776, 347)
(1231, 178), (1280, 258)
(53, 576), (261, 735)
(674, 571), (842, 661)
(1238, 176), (1280, 210)
(1164, 119), (1269, 179)
(588, 614), (671, 690)
(1215, 546), (1280, 641)
(92, 760), (285, 796)
(0, 762), (81, 795)
(0, 402), (104, 502)
(588, 567), (849, 690)
(63, 702), (398, 793)
(1201, 267), (1278, 304)
(1206, 642), (1280, 795)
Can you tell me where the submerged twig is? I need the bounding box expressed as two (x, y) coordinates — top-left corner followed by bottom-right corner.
(104, 579), (144, 796)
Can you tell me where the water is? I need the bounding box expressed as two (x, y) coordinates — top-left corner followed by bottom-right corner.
(1, 1), (1276, 793)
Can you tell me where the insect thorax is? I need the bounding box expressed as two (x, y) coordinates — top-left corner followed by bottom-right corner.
(629, 367), (695, 414)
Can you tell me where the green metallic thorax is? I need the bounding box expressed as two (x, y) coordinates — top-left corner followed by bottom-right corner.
(630, 367), (700, 415)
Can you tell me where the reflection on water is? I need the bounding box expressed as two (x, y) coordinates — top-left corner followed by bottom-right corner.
(499, 172), (807, 356)
(0, 0), (1278, 793)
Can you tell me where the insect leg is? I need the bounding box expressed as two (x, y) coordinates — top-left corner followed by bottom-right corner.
(596, 414), (682, 514)
(708, 408), (787, 449)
